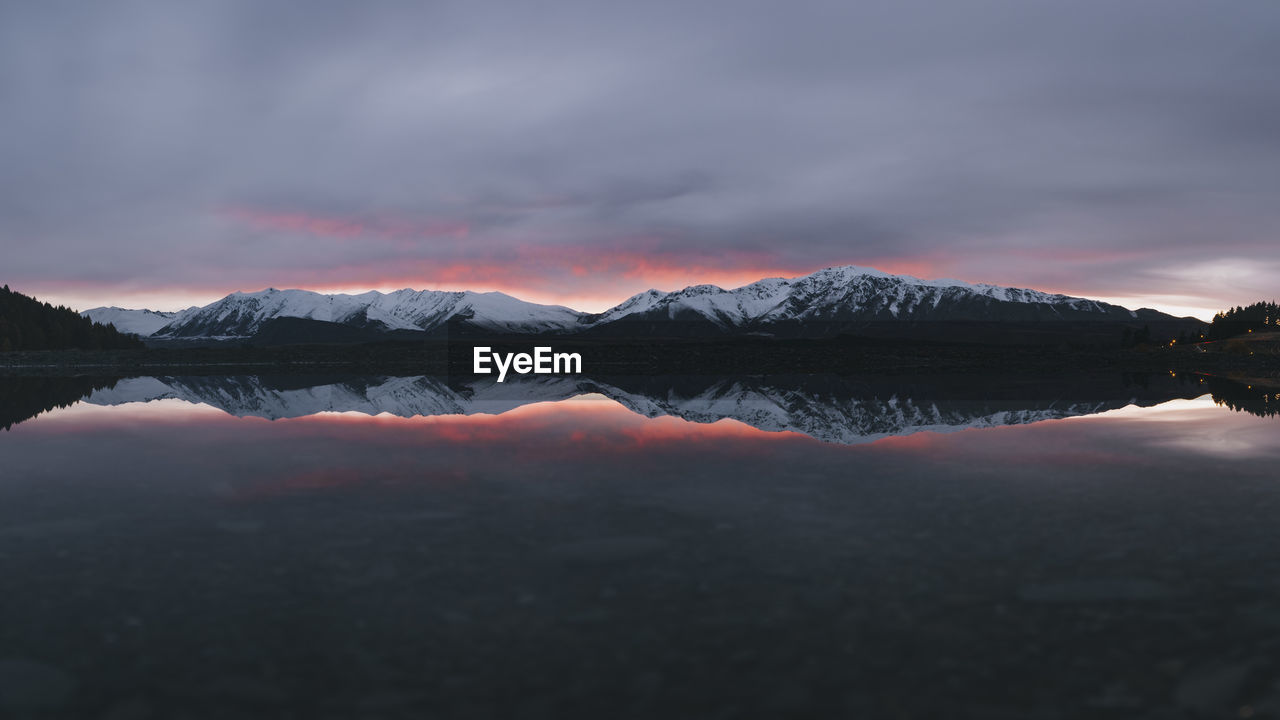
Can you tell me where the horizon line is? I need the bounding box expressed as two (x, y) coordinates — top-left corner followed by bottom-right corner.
(17, 263), (1227, 322)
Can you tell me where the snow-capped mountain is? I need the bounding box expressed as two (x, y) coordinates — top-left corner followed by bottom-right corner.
(84, 374), (1200, 445)
(85, 288), (585, 339)
(81, 307), (196, 337)
(79, 265), (1182, 341)
(582, 265), (1162, 334)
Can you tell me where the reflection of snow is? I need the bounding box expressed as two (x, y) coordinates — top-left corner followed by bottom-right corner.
(31, 398), (227, 426)
(86, 375), (590, 421)
(1072, 394), (1220, 421)
(1152, 423), (1280, 459)
(77, 375), (1184, 446)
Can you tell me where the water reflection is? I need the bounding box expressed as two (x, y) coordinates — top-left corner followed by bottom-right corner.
(0, 371), (1269, 442)
(0, 375), (118, 430)
(2, 372), (1279, 717)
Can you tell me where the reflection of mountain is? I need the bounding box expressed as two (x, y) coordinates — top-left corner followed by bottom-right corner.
(588, 376), (1170, 444)
(78, 373), (1228, 444)
(85, 375), (584, 420)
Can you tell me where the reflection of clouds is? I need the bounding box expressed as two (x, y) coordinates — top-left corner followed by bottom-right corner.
(1071, 395), (1280, 459)
(1154, 430), (1280, 459)
(1146, 418), (1280, 460)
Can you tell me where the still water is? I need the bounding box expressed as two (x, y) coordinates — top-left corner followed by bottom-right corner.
(1, 373), (1278, 718)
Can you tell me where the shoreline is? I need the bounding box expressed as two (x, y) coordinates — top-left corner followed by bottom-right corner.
(1, 336), (1277, 379)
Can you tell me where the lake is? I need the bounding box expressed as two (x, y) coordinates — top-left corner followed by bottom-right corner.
(1, 373), (1278, 718)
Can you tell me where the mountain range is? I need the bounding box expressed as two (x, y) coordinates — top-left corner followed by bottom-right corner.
(82, 265), (1188, 342)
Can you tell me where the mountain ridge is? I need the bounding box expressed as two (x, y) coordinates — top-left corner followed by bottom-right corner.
(81, 265), (1194, 342)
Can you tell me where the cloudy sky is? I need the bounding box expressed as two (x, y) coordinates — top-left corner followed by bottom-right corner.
(3, 1), (1278, 318)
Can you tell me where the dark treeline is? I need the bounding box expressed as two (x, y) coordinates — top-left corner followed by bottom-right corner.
(0, 285), (143, 351)
(1208, 301), (1280, 341)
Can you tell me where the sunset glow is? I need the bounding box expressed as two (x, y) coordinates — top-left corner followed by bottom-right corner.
(31, 269), (1225, 320)
(6, 4), (1280, 718)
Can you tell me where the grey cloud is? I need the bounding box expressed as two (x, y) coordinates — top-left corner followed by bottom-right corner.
(1, 0), (1278, 312)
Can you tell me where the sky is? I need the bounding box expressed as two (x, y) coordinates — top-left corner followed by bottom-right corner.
(2, 1), (1278, 319)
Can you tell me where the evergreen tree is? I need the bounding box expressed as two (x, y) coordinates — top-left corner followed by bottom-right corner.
(0, 286), (144, 351)
(1208, 300), (1280, 340)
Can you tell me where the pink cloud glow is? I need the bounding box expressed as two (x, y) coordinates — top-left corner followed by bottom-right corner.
(17, 206), (1227, 319)
(221, 207), (470, 241)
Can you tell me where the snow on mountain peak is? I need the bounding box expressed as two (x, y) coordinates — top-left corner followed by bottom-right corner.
(81, 306), (194, 337)
(587, 264), (1136, 328)
(80, 265), (1151, 339)
(135, 287), (589, 338)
